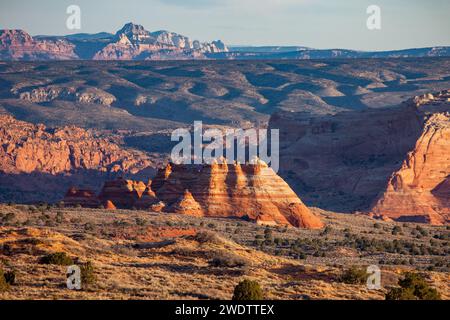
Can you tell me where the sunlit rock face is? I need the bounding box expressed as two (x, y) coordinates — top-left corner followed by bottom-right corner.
(152, 161), (324, 229)
(270, 89), (449, 225)
(371, 91), (450, 225)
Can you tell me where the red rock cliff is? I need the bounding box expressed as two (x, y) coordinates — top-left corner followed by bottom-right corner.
(371, 91), (450, 224)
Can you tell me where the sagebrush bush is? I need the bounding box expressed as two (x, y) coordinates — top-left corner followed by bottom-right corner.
(386, 272), (441, 300)
(40, 252), (74, 266)
(194, 231), (222, 244)
(339, 266), (367, 285)
(0, 268), (10, 292)
(210, 252), (249, 268)
(80, 261), (96, 289)
(232, 279), (263, 300)
(3, 270), (16, 285)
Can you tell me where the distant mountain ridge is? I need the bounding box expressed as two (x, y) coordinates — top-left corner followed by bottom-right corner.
(1, 23), (450, 61)
(0, 22), (229, 61)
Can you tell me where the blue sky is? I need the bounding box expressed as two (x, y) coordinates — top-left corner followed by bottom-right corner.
(0, 0), (449, 51)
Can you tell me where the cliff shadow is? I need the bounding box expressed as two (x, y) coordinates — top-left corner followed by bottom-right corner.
(0, 167), (157, 205)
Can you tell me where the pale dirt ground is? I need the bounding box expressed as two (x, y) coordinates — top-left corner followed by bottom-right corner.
(0, 204), (448, 300)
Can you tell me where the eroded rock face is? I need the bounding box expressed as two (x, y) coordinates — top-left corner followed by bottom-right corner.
(270, 100), (424, 212)
(0, 30), (77, 60)
(98, 178), (146, 209)
(17, 85), (116, 106)
(168, 190), (204, 217)
(269, 90), (449, 224)
(0, 115), (153, 203)
(371, 91), (450, 224)
(93, 23), (228, 61)
(65, 161), (323, 228)
(153, 161), (324, 229)
(135, 183), (159, 209)
(0, 24), (228, 61)
(0, 115), (151, 175)
(63, 187), (100, 208)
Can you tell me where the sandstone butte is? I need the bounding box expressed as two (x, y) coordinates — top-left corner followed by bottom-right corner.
(63, 160), (324, 229)
(270, 89), (449, 225)
(370, 91), (450, 225)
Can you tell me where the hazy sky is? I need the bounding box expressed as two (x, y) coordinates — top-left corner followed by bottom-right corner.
(1, 0), (449, 51)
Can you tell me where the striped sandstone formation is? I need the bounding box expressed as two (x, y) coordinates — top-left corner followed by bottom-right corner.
(61, 160), (323, 229)
(153, 160), (324, 229)
(98, 178), (146, 209)
(371, 91), (450, 224)
(269, 89), (449, 225)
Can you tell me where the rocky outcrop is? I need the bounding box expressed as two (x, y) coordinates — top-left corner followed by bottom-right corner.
(17, 86), (116, 106)
(371, 91), (450, 224)
(269, 90), (449, 224)
(0, 115), (154, 203)
(62, 160), (323, 229)
(168, 190), (204, 217)
(0, 24), (228, 61)
(98, 178), (147, 209)
(63, 187), (100, 208)
(0, 30), (77, 60)
(93, 23), (228, 60)
(2, 26), (450, 61)
(135, 183), (159, 209)
(153, 161), (324, 229)
(0, 114), (151, 175)
(104, 200), (117, 210)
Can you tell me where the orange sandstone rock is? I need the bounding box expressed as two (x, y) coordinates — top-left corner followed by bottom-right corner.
(104, 200), (117, 210)
(168, 190), (204, 217)
(98, 178), (145, 209)
(62, 187), (100, 208)
(371, 93), (450, 225)
(153, 161), (324, 229)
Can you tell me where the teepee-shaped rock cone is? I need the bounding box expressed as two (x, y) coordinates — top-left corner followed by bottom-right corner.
(135, 185), (159, 209)
(168, 189), (204, 217)
(104, 200), (117, 210)
(154, 163), (324, 229)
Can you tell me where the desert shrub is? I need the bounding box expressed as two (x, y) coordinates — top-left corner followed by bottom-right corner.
(40, 252), (74, 266)
(210, 252), (249, 268)
(55, 212), (65, 224)
(2, 212), (16, 224)
(207, 223), (216, 229)
(321, 226), (332, 235)
(232, 279), (263, 300)
(415, 226), (428, 236)
(3, 270), (16, 285)
(80, 261), (96, 289)
(392, 226), (402, 235)
(253, 240), (262, 246)
(386, 272), (441, 300)
(339, 266), (367, 285)
(298, 253), (306, 259)
(84, 222), (95, 231)
(135, 218), (147, 226)
(171, 247), (195, 256)
(194, 231), (222, 244)
(0, 269), (10, 292)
